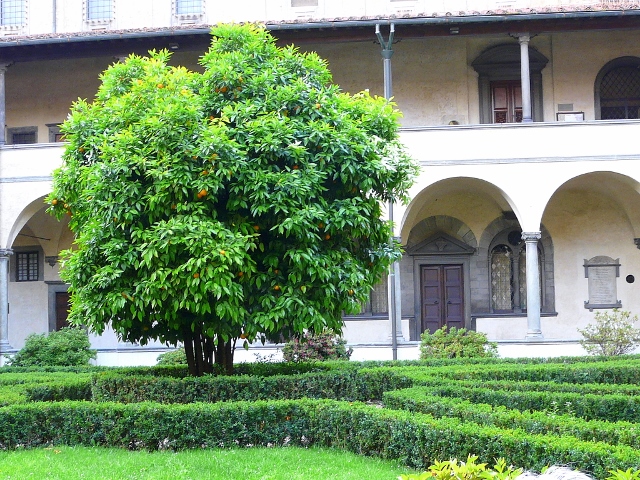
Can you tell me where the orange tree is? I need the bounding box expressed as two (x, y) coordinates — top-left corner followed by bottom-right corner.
(49, 24), (418, 376)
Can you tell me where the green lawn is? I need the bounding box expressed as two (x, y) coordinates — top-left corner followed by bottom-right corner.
(0, 445), (414, 480)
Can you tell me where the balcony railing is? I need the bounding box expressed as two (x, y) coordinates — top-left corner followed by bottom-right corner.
(400, 119), (640, 166)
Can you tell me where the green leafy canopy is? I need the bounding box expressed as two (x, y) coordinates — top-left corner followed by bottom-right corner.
(49, 24), (418, 365)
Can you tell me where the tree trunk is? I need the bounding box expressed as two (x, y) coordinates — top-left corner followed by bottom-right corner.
(182, 326), (234, 376)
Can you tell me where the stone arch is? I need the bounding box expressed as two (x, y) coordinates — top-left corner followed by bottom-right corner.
(594, 56), (640, 120)
(406, 215), (477, 251)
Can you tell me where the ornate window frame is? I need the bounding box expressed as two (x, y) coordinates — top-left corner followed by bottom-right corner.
(472, 43), (548, 124)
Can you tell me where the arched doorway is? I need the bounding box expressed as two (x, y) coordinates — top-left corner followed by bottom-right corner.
(472, 43), (549, 124)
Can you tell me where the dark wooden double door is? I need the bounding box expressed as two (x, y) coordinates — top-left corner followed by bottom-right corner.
(55, 291), (70, 330)
(421, 265), (464, 334)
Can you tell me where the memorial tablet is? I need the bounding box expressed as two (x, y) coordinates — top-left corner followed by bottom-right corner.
(584, 256), (621, 310)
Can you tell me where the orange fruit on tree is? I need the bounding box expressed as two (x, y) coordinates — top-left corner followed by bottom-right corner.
(325, 234), (331, 240)
(238, 271), (244, 277)
(274, 285), (281, 291)
(157, 83), (164, 89)
(193, 273), (199, 278)
(220, 250), (226, 256)
(51, 199), (58, 206)
(198, 189), (207, 198)
(253, 225), (260, 231)
(240, 333), (247, 339)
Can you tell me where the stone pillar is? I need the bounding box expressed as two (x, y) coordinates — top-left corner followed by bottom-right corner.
(0, 249), (13, 352)
(518, 34), (533, 123)
(0, 63), (10, 145)
(522, 232), (542, 339)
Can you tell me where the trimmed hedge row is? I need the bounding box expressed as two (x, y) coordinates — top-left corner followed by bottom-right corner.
(426, 360), (640, 384)
(383, 387), (640, 449)
(91, 368), (414, 404)
(398, 375), (640, 396)
(399, 384), (640, 422)
(0, 399), (638, 478)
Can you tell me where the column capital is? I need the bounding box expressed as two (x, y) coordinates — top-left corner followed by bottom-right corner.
(521, 232), (541, 242)
(511, 32), (531, 43)
(0, 249), (13, 258)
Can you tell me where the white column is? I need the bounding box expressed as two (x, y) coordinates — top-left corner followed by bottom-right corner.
(522, 232), (542, 339)
(0, 63), (10, 145)
(518, 34), (533, 123)
(0, 249), (13, 352)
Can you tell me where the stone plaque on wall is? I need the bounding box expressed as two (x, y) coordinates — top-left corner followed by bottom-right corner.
(583, 256), (622, 310)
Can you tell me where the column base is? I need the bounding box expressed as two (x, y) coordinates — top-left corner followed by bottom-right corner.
(0, 340), (13, 352)
(525, 331), (544, 340)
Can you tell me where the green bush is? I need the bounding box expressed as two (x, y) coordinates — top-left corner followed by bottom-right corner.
(578, 309), (640, 356)
(91, 368), (413, 404)
(282, 330), (352, 362)
(8, 327), (96, 367)
(384, 387), (640, 449)
(0, 399), (639, 477)
(156, 348), (187, 366)
(420, 326), (498, 359)
(397, 383), (640, 423)
(399, 456), (522, 480)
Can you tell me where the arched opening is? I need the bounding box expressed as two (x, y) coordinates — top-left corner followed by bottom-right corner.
(595, 56), (640, 120)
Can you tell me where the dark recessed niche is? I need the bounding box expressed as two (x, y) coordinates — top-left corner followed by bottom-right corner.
(626, 275), (635, 284)
(508, 230), (522, 246)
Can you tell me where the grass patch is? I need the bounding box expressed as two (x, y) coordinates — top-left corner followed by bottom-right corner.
(0, 445), (415, 479)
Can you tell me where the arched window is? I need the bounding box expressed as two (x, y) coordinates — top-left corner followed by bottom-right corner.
(595, 57), (640, 120)
(489, 230), (544, 313)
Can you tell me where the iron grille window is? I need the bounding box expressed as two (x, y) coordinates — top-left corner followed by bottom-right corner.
(600, 65), (640, 120)
(176, 0), (202, 14)
(12, 131), (36, 144)
(87, 0), (111, 20)
(1, 0), (24, 26)
(358, 273), (388, 315)
(16, 252), (38, 282)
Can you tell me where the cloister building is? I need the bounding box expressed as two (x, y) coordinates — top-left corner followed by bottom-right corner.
(1, 0), (639, 362)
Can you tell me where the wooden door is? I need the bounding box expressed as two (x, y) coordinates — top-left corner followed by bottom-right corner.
(491, 81), (522, 123)
(55, 292), (70, 330)
(421, 265), (464, 334)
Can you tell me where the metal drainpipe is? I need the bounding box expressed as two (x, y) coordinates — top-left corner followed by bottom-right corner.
(376, 23), (398, 361)
(52, 0), (57, 33)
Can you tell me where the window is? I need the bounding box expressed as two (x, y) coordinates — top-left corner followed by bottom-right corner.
(358, 273), (388, 315)
(595, 57), (640, 120)
(176, 0), (202, 14)
(472, 43), (548, 124)
(7, 126), (37, 145)
(16, 251), (38, 282)
(47, 124), (65, 142)
(1, 0), (24, 26)
(86, 0), (111, 20)
(489, 230), (542, 313)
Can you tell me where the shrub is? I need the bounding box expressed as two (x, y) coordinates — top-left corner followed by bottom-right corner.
(420, 326), (498, 359)
(156, 348), (187, 366)
(578, 309), (640, 356)
(399, 455), (523, 480)
(8, 327), (96, 367)
(282, 330), (352, 362)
